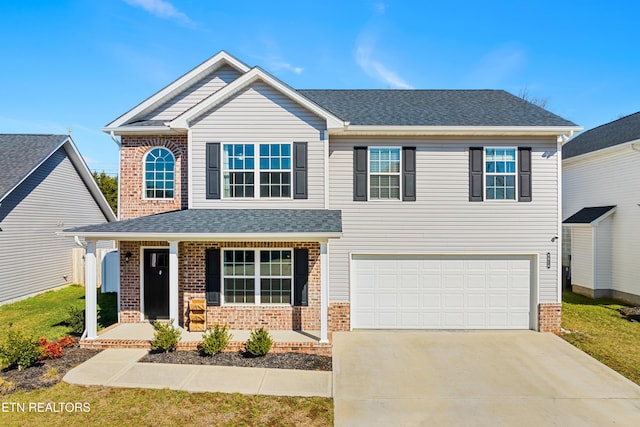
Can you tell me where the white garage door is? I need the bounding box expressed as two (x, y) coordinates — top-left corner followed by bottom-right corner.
(352, 255), (532, 329)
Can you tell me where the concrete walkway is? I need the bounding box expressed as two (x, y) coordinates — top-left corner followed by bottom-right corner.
(333, 331), (640, 427)
(63, 349), (331, 397)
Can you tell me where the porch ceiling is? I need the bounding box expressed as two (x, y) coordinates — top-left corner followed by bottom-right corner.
(60, 208), (342, 241)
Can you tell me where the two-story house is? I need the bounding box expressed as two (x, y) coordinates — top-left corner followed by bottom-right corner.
(64, 51), (580, 351)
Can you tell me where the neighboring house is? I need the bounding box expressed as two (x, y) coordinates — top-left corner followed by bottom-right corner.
(563, 112), (640, 305)
(0, 134), (116, 304)
(63, 51), (580, 348)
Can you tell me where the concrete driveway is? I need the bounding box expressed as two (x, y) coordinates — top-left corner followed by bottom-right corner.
(332, 331), (640, 426)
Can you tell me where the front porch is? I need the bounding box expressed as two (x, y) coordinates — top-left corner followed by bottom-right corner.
(81, 323), (331, 355)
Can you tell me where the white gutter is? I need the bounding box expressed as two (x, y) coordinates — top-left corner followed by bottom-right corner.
(57, 231), (343, 242)
(330, 125), (583, 137)
(74, 235), (86, 249)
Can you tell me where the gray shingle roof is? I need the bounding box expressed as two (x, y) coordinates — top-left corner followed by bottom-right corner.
(298, 90), (577, 127)
(0, 134), (69, 200)
(563, 112), (640, 159)
(64, 209), (342, 235)
(563, 206), (616, 224)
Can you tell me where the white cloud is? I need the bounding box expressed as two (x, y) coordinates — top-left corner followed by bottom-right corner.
(269, 61), (304, 75)
(373, 2), (386, 15)
(467, 45), (526, 87)
(254, 37), (304, 76)
(355, 34), (412, 89)
(123, 0), (194, 26)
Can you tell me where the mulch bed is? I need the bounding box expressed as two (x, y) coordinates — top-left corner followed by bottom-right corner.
(1, 347), (332, 394)
(0, 346), (101, 394)
(141, 350), (332, 371)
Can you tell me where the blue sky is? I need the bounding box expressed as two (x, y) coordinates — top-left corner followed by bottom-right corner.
(1, 0), (638, 175)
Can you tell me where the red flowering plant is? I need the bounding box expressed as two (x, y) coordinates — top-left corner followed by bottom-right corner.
(58, 335), (76, 348)
(38, 338), (64, 360)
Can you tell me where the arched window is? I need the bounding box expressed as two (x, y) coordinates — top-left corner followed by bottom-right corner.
(144, 147), (175, 199)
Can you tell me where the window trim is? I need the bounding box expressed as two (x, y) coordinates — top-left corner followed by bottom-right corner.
(221, 248), (294, 306)
(221, 142), (293, 200)
(367, 146), (402, 201)
(143, 147), (175, 200)
(483, 146), (518, 202)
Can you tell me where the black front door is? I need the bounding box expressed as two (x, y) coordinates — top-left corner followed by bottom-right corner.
(144, 249), (169, 320)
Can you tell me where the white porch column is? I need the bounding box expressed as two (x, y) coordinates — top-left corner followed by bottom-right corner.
(84, 240), (98, 340)
(320, 242), (329, 343)
(168, 241), (179, 327)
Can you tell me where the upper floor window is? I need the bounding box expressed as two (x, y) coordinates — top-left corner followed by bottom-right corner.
(485, 148), (516, 200)
(144, 147), (175, 199)
(369, 147), (401, 200)
(222, 143), (291, 198)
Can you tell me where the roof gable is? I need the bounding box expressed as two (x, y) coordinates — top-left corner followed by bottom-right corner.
(169, 67), (344, 129)
(563, 112), (640, 159)
(0, 134), (68, 200)
(105, 51), (250, 130)
(0, 134), (116, 221)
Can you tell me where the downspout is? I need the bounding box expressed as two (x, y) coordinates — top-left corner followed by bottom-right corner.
(556, 133), (571, 307)
(110, 131), (121, 221)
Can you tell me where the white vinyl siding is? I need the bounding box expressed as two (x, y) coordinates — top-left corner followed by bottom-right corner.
(190, 82), (326, 208)
(328, 137), (559, 304)
(144, 65), (241, 121)
(563, 146), (640, 297)
(594, 217), (613, 289)
(0, 149), (113, 304)
(570, 227), (594, 289)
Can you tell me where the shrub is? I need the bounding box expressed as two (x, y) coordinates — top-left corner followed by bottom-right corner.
(38, 338), (64, 360)
(66, 306), (85, 335)
(150, 320), (181, 352)
(58, 335), (76, 348)
(0, 330), (43, 370)
(199, 324), (233, 356)
(244, 327), (273, 357)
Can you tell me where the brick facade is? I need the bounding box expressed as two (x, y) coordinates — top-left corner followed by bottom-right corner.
(538, 303), (562, 334)
(119, 240), (322, 332)
(119, 135), (188, 220)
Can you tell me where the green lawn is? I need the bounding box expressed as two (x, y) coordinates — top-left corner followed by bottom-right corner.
(0, 285), (333, 426)
(0, 383), (333, 427)
(0, 285), (116, 342)
(561, 291), (640, 385)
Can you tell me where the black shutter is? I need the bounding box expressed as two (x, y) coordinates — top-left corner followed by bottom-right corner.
(518, 147), (532, 202)
(293, 141), (308, 199)
(469, 147), (484, 202)
(294, 248), (309, 306)
(402, 147), (416, 201)
(205, 248), (221, 306)
(206, 143), (221, 199)
(353, 146), (368, 201)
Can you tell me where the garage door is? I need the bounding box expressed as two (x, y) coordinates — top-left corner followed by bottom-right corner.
(352, 255), (532, 329)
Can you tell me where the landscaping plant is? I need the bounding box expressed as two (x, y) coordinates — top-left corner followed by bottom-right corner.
(150, 320), (181, 352)
(245, 327), (273, 357)
(38, 338), (63, 360)
(199, 324), (233, 356)
(0, 329), (43, 370)
(65, 305), (85, 336)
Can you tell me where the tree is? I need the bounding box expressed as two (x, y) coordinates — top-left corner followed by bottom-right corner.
(92, 171), (118, 215)
(518, 87), (548, 109)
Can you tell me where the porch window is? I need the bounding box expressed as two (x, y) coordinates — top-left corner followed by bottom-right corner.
(222, 249), (292, 305)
